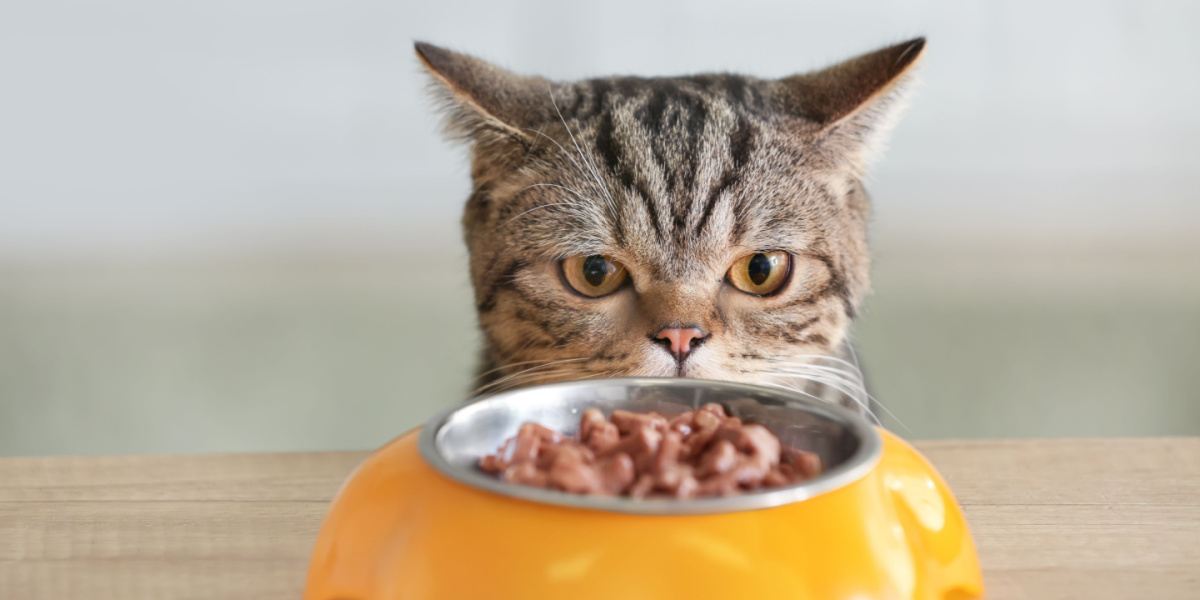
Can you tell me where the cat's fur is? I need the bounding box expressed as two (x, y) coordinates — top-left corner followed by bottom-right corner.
(416, 39), (924, 408)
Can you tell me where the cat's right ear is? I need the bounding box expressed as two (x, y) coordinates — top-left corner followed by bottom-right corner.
(774, 37), (926, 175)
(414, 42), (555, 147)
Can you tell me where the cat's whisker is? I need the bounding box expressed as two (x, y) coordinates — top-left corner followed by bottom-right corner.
(546, 86), (620, 223)
(769, 367), (865, 397)
(751, 357), (879, 424)
(482, 364), (624, 396)
(853, 392), (909, 433)
(514, 182), (590, 202)
(759, 357), (869, 389)
(470, 358), (590, 396)
(840, 344), (909, 427)
(766, 362), (910, 433)
(760, 377), (880, 425)
(773, 369), (869, 407)
(759, 366), (866, 391)
(767, 361), (868, 392)
(844, 343), (866, 373)
(551, 367), (622, 387)
(471, 356), (589, 383)
(479, 366), (595, 396)
(762, 353), (867, 376)
(478, 357), (588, 384)
(519, 126), (617, 233)
(472, 369), (574, 397)
(768, 365), (870, 402)
(522, 127), (595, 185)
(771, 364), (867, 391)
(504, 202), (582, 226)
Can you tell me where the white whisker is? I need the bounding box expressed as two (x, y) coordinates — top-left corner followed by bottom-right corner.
(515, 182), (590, 202)
(546, 86), (620, 223)
(761, 377), (879, 425)
(765, 358), (910, 433)
(479, 361), (624, 396)
(504, 202), (581, 226)
(470, 357), (590, 396)
(523, 127), (594, 182)
(762, 353), (867, 375)
(472, 356), (588, 382)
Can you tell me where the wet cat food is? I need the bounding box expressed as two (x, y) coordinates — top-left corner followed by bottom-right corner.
(478, 403), (823, 498)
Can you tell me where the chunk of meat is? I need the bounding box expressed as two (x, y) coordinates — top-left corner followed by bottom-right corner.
(697, 439), (738, 477)
(477, 403), (824, 499)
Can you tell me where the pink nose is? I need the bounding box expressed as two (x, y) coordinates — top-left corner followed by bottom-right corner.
(654, 326), (708, 360)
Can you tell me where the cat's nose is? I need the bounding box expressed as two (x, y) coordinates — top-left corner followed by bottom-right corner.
(652, 326), (709, 362)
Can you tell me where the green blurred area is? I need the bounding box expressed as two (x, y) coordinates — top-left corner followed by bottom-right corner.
(859, 269), (1200, 437)
(3, 241), (1196, 456)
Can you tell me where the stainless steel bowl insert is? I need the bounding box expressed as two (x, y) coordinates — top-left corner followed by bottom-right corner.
(418, 377), (881, 515)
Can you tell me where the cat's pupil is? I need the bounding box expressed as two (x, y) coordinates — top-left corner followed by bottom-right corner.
(748, 253), (773, 285)
(582, 255), (610, 287)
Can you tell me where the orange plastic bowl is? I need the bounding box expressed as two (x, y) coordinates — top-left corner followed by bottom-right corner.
(305, 378), (983, 599)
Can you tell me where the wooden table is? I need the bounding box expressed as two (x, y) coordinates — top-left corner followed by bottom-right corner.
(1, 438), (1196, 599)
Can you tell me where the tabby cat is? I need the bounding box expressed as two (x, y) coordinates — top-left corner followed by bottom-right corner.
(417, 38), (925, 415)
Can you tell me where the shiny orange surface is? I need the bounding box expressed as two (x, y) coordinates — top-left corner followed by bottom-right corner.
(305, 428), (983, 599)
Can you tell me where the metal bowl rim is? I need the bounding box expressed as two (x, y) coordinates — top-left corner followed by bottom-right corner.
(417, 377), (882, 515)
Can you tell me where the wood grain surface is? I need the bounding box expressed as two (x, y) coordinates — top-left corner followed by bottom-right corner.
(1, 438), (1197, 599)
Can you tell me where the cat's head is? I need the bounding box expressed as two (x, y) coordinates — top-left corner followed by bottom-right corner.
(417, 39), (924, 398)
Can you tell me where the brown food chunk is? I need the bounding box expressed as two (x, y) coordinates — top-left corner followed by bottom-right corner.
(477, 403), (824, 499)
(697, 439), (738, 477)
(693, 408), (722, 433)
(653, 431), (685, 473)
(598, 453), (636, 495)
(584, 420), (620, 454)
(606, 425), (663, 472)
(547, 444), (601, 493)
(503, 462), (548, 488)
(763, 467), (790, 487)
(610, 410), (669, 435)
(668, 410), (695, 435)
(739, 425), (782, 467)
(580, 408), (606, 437)
(629, 473), (656, 499)
(479, 452), (506, 474)
(784, 447), (823, 479)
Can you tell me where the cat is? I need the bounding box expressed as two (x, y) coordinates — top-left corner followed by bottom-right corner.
(416, 38), (924, 416)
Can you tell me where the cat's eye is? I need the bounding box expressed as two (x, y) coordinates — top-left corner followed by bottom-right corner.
(727, 251), (792, 296)
(560, 255), (629, 298)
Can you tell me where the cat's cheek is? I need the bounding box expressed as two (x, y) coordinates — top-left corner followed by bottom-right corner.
(602, 292), (640, 325)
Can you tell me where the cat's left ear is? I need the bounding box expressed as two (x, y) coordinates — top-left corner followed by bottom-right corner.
(774, 37), (926, 174)
(415, 42), (557, 148)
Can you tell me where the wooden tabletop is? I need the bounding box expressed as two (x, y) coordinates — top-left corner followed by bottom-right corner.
(1, 438), (1197, 599)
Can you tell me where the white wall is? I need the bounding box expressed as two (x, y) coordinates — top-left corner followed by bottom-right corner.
(2, 1), (1198, 454)
(3, 0), (1197, 258)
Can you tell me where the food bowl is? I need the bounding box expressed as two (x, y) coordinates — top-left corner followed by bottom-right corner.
(304, 378), (983, 599)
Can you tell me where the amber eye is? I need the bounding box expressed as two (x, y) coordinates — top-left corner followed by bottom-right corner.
(561, 255), (629, 297)
(727, 251), (792, 296)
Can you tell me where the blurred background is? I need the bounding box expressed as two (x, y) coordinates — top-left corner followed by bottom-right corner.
(2, 0), (1198, 456)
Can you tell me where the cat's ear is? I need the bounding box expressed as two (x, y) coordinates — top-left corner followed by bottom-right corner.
(415, 42), (556, 147)
(775, 37), (926, 174)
